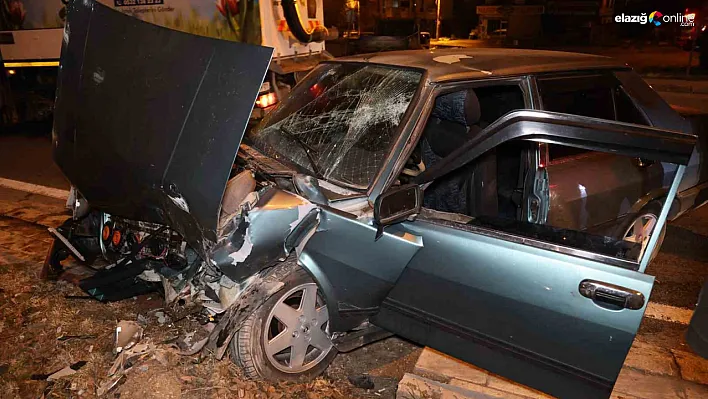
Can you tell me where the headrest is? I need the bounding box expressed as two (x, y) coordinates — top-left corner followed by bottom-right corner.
(431, 90), (481, 127)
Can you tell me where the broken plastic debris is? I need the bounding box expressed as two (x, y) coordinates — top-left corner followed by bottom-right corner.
(178, 337), (209, 356)
(114, 320), (143, 354)
(32, 361), (86, 381)
(155, 311), (168, 325)
(348, 374), (375, 390)
(57, 334), (96, 341)
(138, 269), (162, 282)
(96, 374), (123, 396)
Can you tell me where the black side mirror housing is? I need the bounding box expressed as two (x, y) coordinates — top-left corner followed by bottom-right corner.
(373, 184), (422, 240)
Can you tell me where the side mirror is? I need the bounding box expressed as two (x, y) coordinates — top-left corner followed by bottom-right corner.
(373, 184), (422, 240)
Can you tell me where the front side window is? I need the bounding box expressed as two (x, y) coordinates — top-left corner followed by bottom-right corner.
(248, 63), (422, 188)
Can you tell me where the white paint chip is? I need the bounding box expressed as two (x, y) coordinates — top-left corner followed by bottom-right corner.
(433, 54), (472, 64)
(228, 229), (253, 265)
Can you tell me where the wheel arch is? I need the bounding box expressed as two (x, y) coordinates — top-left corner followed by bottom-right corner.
(628, 187), (682, 220)
(296, 250), (349, 333)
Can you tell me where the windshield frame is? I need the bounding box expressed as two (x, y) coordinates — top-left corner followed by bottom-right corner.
(248, 61), (428, 192)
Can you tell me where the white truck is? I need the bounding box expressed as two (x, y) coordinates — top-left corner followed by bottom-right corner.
(0, 0), (334, 129)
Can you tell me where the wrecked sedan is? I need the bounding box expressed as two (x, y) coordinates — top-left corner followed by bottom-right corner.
(46, 3), (698, 399)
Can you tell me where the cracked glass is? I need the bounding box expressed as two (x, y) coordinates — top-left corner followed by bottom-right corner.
(247, 63), (422, 188)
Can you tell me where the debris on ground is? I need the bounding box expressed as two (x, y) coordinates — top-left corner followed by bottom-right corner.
(57, 334), (96, 341)
(155, 310), (168, 325)
(348, 374), (375, 390)
(115, 320), (144, 354)
(31, 361), (87, 381)
(0, 215), (421, 398)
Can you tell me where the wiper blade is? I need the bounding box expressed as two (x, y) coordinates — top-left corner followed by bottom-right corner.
(278, 124), (324, 179)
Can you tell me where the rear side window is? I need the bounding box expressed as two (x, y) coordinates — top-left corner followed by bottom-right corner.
(537, 74), (650, 126)
(539, 74), (651, 163)
(538, 75), (615, 120)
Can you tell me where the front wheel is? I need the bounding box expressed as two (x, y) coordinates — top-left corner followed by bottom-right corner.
(230, 265), (337, 381)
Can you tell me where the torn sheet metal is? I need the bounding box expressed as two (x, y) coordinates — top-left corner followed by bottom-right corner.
(289, 203), (318, 231)
(228, 227), (254, 265)
(206, 259), (296, 359)
(210, 187), (319, 282)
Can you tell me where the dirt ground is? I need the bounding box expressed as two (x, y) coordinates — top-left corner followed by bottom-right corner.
(0, 214), (421, 399)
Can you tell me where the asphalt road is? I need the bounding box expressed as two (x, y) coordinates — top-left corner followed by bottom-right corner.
(0, 132), (68, 189)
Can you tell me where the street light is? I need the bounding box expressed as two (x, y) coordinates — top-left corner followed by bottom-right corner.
(436, 0), (441, 38)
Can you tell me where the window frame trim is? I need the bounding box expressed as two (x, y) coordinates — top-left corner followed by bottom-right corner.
(418, 213), (641, 270)
(533, 69), (654, 165)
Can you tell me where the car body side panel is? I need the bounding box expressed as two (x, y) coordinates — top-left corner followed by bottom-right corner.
(374, 219), (654, 399)
(546, 152), (665, 232)
(298, 209), (423, 332)
(614, 70), (690, 133)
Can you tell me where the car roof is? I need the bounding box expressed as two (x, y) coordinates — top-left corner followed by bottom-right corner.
(337, 48), (628, 83)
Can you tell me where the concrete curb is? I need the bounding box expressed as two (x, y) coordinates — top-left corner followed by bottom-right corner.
(399, 343), (708, 399)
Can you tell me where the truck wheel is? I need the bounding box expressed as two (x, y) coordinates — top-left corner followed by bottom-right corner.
(230, 266), (337, 381)
(619, 202), (666, 266)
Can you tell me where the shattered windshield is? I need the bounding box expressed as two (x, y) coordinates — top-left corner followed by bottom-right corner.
(247, 63), (422, 188)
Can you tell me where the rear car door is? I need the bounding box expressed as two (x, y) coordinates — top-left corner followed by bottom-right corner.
(535, 73), (667, 234)
(372, 110), (695, 399)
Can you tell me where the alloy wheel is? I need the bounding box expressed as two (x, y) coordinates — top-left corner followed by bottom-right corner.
(623, 213), (658, 261)
(263, 283), (332, 373)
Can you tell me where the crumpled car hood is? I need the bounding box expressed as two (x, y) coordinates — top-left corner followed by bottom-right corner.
(52, 0), (272, 252)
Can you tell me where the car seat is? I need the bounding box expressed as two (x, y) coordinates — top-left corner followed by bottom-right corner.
(421, 89), (497, 217)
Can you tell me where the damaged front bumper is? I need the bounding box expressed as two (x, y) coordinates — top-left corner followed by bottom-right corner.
(44, 172), (329, 354)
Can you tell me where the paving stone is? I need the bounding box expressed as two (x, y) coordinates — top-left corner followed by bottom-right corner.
(612, 368), (688, 399)
(0, 230), (35, 249)
(624, 340), (679, 377)
(671, 349), (708, 385)
(34, 215), (70, 228)
(683, 382), (708, 399)
(414, 348), (488, 385)
(449, 378), (530, 399)
(485, 374), (554, 399)
(397, 373), (499, 399)
(610, 392), (641, 399)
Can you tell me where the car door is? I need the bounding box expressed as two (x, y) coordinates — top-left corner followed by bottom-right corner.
(534, 73), (667, 234)
(371, 109), (695, 399)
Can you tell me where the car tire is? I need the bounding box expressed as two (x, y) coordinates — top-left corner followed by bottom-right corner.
(230, 264), (337, 381)
(616, 202), (666, 265)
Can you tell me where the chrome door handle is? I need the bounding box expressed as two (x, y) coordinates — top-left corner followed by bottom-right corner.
(579, 280), (645, 310)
